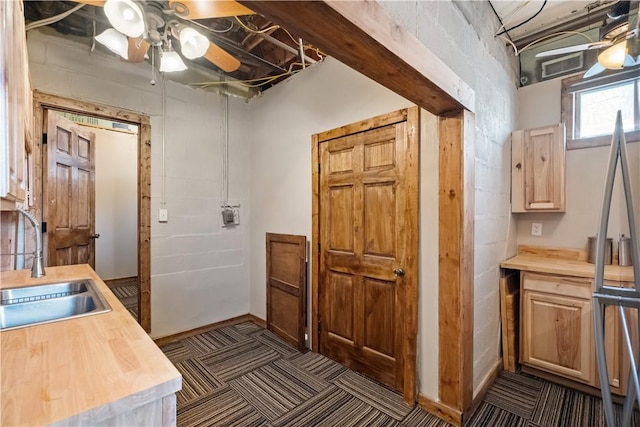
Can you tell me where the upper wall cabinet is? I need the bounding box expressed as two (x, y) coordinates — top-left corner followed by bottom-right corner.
(512, 123), (566, 213)
(1, 0), (32, 208)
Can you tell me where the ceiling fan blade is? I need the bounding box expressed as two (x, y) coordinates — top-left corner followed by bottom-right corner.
(623, 54), (636, 67)
(203, 42), (241, 72)
(584, 62), (606, 78)
(169, 0), (254, 19)
(71, 0), (106, 6)
(536, 41), (612, 58)
(125, 37), (150, 63)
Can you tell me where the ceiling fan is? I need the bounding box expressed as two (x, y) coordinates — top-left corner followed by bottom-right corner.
(75, 0), (255, 73)
(536, 0), (640, 78)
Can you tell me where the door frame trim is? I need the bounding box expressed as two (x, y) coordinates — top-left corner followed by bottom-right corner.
(311, 107), (420, 404)
(32, 90), (152, 332)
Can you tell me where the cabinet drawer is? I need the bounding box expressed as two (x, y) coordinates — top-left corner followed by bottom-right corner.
(522, 273), (591, 299)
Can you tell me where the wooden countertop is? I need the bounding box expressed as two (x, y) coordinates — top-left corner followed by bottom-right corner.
(0, 265), (181, 426)
(501, 254), (634, 283)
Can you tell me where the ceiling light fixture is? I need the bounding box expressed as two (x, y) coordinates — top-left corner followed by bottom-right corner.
(104, 0), (145, 38)
(179, 27), (209, 59)
(598, 40), (628, 68)
(95, 28), (129, 60)
(160, 49), (187, 72)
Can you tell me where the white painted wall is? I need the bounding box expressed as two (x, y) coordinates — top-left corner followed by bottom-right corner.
(27, 29), (251, 338)
(90, 125), (138, 280)
(380, 1), (519, 395)
(247, 56), (413, 312)
(516, 78), (640, 252)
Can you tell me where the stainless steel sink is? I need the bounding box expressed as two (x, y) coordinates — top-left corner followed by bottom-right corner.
(0, 279), (111, 331)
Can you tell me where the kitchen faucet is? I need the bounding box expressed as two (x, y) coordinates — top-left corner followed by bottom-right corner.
(16, 207), (45, 278)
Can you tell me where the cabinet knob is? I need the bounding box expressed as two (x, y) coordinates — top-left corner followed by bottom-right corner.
(394, 268), (405, 277)
(515, 163), (522, 169)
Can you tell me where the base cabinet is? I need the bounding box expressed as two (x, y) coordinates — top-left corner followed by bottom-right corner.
(522, 287), (593, 384)
(521, 273), (636, 395)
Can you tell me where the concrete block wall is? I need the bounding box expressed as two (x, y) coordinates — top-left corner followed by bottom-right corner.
(380, 1), (519, 393)
(27, 29), (251, 338)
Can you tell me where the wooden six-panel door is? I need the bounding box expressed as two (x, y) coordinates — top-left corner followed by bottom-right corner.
(317, 108), (418, 392)
(44, 112), (96, 267)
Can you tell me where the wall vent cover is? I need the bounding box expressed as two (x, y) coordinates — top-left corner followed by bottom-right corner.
(540, 52), (584, 79)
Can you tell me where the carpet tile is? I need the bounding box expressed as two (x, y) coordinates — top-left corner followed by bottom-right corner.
(178, 386), (270, 427)
(160, 320), (638, 427)
(160, 341), (195, 364)
(289, 351), (348, 381)
(229, 359), (329, 421)
(401, 406), (452, 427)
(333, 370), (412, 420)
(174, 358), (225, 407)
(467, 402), (528, 427)
(253, 329), (300, 358)
(271, 385), (399, 427)
(483, 371), (543, 419)
(198, 338), (281, 381)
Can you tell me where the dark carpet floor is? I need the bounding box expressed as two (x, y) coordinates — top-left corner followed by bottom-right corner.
(110, 280), (138, 320)
(159, 321), (637, 427)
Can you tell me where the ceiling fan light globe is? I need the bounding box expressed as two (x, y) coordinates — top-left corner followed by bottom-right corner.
(160, 50), (188, 72)
(95, 28), (129, 60)
(104, 0), (145, 38)
(179, 27), (209, 59)
(598, 41), (628, 69)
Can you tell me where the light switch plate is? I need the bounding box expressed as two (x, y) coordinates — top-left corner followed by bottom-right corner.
(158, 208), (168, 223)
(531, 222), (542, 236)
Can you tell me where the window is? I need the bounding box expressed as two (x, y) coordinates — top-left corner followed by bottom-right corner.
(561, 71), (640, 149)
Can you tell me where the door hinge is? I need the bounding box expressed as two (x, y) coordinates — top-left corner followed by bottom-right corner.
(41, 222), (47, 233)
(318, 163), (321, 174)
(317, 319), (321, 332)
(42, 133), (47, 145)
(317, 243), (321, 253)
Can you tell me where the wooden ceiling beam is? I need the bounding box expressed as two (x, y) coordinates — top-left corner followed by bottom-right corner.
(238, 0), (474, 114)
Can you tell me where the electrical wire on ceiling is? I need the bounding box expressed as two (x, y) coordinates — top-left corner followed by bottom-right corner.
(234, 16), (299, 46)
(25, 3), (85, 31)
(191, 61), (308, 89)
(496, 0), (548, 36)
(488, 0), (523, 86)
(209, 20), (235, 34)
(494, 0), (532, 35)
(498, 30), (594, 56)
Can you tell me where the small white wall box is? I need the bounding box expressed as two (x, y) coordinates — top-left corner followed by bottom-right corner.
(221, 208), (235, 225)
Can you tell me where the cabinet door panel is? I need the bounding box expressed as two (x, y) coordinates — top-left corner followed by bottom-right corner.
(511, 124), (565, 213)
(522, 290), (592, 383)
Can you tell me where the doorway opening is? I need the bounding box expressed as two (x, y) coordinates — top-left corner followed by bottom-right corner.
(48, 110), (139, 320)
(33, 91), (152, 331)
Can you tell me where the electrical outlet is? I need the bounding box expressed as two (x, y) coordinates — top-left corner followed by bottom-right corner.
(158, 208), (168, 223)
(531, 222), (542, 236)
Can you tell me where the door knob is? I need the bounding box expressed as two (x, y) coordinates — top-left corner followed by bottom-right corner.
(89, 233), (100, 239)
(394, 268), (405, 277)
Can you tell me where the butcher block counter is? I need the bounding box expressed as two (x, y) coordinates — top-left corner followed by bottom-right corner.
(0, 265), (181, 426)
(501, 246), (635, 397)
(501, 247), (634, 282)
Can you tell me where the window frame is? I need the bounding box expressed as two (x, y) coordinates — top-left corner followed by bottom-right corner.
(561, 72), (640, 150)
